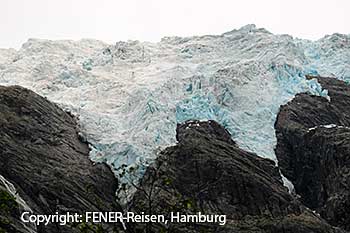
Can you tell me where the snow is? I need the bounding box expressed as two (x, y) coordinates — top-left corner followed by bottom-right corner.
(308, 124), (350, 132)
(0, 25), (349, 200)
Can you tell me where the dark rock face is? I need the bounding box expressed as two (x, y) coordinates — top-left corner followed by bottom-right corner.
(275, 76), (350, 230)
(130, 120), (344, 233)
(316, 76), (350, 118)
(0, 86), (120, 233)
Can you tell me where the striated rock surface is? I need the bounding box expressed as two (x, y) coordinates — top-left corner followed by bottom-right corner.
(275, 76), (350, 230)
(130, 120), (345, 233)
(0, 86), (120, 233)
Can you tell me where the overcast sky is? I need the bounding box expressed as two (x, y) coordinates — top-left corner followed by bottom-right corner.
(1, 0), (349, 49)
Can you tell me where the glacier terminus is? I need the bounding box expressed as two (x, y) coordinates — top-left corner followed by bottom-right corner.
(0, 24), (349, 200)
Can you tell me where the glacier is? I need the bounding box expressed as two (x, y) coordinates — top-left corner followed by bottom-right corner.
(0, 24), (349, 200)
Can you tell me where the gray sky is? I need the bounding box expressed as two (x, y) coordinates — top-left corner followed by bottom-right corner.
(1, 0), (349, 49)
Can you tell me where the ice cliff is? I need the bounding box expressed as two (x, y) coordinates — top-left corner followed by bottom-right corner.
(0, 25), (349, 199)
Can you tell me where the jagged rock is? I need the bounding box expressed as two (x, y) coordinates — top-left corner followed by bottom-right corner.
(275, 76), (350, 230)
(0, 86), (121, 233)
(130, 120), (345, 232)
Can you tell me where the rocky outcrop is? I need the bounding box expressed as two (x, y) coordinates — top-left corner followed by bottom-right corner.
(0, 86), (121, 233)
(275, 76), (350, 230)
(130, 120), (345, 233)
